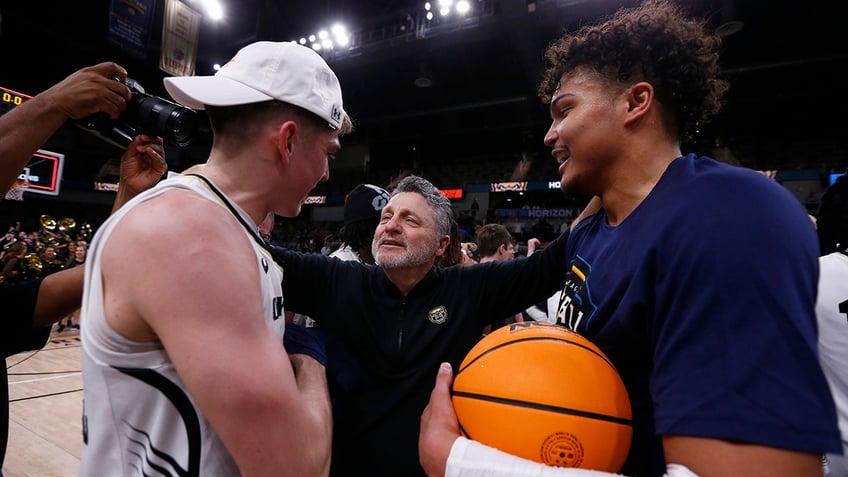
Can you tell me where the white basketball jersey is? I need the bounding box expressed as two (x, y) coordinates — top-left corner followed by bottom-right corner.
(80, 174), (285, 476)
(817, 251), (848, 476)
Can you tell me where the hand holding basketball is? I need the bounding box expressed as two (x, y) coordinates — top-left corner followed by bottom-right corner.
(451, 322), (632, 472)
(419, 362), (462, 477)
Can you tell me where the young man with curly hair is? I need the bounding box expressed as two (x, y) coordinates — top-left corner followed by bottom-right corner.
(419, 1), (840, 476)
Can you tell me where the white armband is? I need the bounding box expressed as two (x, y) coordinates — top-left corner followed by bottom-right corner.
(446, 437), (699, 477)
(446, 437), (623, 477)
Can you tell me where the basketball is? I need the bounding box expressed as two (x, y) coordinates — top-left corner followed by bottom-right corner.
(451, 321), (632, 471)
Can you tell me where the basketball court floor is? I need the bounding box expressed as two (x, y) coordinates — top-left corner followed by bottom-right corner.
(4, 328), (83, 476)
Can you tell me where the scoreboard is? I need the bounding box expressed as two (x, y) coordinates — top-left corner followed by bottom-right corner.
(0, 85), (32, 116)
(2, 85), (66, 197)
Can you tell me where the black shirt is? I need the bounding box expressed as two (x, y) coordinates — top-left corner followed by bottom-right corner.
(271, 230), (568, 476)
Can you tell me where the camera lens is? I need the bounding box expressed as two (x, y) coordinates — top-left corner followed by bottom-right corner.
(127, 93), (198, 147)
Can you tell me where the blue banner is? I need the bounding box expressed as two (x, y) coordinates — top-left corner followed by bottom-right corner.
(107, 0), (157, 59)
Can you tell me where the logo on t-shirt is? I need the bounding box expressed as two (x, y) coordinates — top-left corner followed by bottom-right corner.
(556, 256), (597, 333)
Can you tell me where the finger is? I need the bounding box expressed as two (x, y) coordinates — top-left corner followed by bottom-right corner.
(142, 146), (166, 167)
(432, 362), (454, 405)
(91, 61), (128, 83)
(101, 89), (129, 119)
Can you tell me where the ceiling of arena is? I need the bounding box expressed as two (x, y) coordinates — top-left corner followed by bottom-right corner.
(0, 0), (844, 185)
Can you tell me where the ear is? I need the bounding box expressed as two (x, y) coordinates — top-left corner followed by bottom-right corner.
(623, 81), (653, 127)
(434, 234), (451, 258)
(276, 121), (298, 164)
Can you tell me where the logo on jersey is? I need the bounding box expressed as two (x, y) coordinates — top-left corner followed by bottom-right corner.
(82, 404), (88, 444)
(555, 256), (597, 333)
(273, 296), (284, 320)
(261, 257), (269, 273)
(428, 305), (448, 324)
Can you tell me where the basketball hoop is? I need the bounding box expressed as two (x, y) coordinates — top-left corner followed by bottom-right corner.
(4, 179), (29, 201)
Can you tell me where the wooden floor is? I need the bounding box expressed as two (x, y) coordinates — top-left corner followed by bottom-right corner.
(4, 327), (83, 477)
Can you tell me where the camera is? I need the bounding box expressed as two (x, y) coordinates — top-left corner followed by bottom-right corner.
(76, 77), (198, 148)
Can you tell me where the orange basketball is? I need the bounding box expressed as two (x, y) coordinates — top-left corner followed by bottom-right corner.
(452, 321), (632, 471)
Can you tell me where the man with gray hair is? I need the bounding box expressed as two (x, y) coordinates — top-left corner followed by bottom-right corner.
(273, 174), (570, 476)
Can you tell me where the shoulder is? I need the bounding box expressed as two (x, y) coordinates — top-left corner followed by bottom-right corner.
(658, 156), (810, 229)
(103, 190), (254, 277)
(118, 189), (235, 243)
(669, 155), (791, 202)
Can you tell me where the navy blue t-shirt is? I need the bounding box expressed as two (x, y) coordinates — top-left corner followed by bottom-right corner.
(557, 154), (841, 476)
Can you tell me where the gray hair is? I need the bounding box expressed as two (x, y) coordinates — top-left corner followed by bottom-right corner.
(393, 175), (453, 237)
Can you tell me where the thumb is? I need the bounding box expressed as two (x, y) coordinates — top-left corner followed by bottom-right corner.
(433, 362), (454, 400)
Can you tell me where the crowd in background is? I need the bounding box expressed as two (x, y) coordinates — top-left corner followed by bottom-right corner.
(0, 221), (89, 284)
(0, 202), (561, 286)
(0, 220), (90, 331)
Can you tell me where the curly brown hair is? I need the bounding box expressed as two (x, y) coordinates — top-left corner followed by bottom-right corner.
(538, 0), (729, 141)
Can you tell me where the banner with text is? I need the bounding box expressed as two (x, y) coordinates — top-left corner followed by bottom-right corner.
(160, 0), (201, 77)
(107, 0), (157, 60)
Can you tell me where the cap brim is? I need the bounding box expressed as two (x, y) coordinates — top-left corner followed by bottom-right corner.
(164, 76), (274, 110)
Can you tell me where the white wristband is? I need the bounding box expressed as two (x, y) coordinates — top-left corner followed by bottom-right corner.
(446, 436), (623, 477)
(446, 437), (699, 477)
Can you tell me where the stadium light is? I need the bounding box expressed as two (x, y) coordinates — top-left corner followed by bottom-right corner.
(199, 0), (223, 20)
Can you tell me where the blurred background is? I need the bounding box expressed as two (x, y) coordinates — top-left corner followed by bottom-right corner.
(0, 0), (845, 243)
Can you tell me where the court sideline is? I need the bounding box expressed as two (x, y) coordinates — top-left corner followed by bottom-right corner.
(4, 328), (83, 476)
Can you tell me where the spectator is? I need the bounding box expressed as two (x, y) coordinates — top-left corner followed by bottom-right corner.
(0, 241), (27, 283)
(332, 183), (390, 264)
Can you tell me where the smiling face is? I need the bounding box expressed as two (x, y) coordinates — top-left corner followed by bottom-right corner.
(277, 124), (341, 218)
(371, 192), (448, 270)
(543, 68), (625, 195)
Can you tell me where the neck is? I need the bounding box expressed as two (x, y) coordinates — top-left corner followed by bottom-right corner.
(382, 265), (431, 297)
(196, 160), (270, 228)
(599, 144), (681, 226)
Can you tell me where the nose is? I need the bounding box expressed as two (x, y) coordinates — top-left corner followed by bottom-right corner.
(543, 121), (558, 148)
(320, 163), (330, 182)
(382, 215), (402, 234)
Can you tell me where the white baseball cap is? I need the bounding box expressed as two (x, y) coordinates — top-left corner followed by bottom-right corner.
(163, 41), (346, 129)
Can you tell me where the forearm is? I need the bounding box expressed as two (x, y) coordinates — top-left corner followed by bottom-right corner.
(291, 354), (333, 475)
(0, 95), (69, 192)
(32, 265), (85, 329)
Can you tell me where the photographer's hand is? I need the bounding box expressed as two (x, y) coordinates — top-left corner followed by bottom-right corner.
(39, 62), (132, 121)
(0, 62), (132, 194)
(113, 134), (167, 212)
